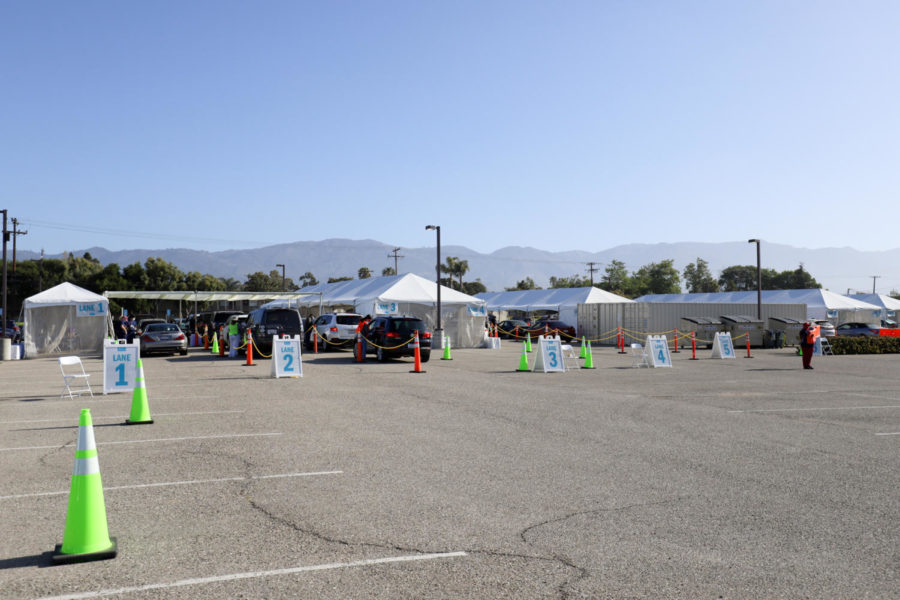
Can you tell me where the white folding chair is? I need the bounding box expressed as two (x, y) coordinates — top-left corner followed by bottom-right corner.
(59, 356), (94, 399)
(630, 343), (650, 368)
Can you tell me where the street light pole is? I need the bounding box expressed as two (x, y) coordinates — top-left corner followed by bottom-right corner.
(748, 239), (761, 320)
(425, 225), (442, 333)
(276, 264), (285, 292)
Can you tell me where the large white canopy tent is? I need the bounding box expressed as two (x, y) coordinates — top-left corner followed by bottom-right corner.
(636, 289), (881, 322)
(103, 290), (323, 319)
(24, 282), (113, 357)
(475, 287), (633, 326)
(263, 273), (487, 348)
(848, 293), (900, 323)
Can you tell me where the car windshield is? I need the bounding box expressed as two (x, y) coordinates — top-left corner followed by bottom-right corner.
(391, 319), (426, 336)
(147, 324), (179, 333)
(336, 315), (361, 325)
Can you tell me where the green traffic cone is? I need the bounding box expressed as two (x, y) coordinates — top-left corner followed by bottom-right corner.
(582, 341), (595, 369)
(53, 409), (117, 564)
(441, 336), (452, 360)
(126, 359), (153, 425)
(516, 345), (530, 372)
(210, 332), (219, 355)
(579, 336), (587, 359)
(525, 332), (532, 353)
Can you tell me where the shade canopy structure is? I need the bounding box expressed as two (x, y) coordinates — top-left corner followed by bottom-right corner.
(23, 282), (113, 357)
(848, 293), (900, 323)
(263, 273), (487, 347)
(636, 289), (881, 321)
(476, 287), (633, 327)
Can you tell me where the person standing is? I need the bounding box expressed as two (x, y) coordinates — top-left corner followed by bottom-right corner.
(356, 314), (372, 359)
(227, 318), (240, 358)
(799, 321), (815, 370)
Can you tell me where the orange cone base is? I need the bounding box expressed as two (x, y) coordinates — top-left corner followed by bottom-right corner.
(125, 419), (154, 425)
(409, 369), (426, 374)
(52, 537), (117, 565)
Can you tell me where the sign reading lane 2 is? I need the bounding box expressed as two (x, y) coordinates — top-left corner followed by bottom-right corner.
(271, 335), (303, 378)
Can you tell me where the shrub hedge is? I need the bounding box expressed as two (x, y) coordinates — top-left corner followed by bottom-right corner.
(828, 336), (900, 355)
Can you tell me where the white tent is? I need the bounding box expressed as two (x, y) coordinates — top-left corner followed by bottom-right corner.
(848, 293), (900, 323)
(636, 289), (881, 321)
(24, 282), (112, 357)
(476, 287), (633, 327)
(264, 273), (487, 348)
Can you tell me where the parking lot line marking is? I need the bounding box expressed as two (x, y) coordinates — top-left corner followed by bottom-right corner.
(0, 410), (246, 425)
(0, 432), (282, 452)
(0, 470), (343, 500)
(34, 552), (468, 600)
(729, 404), (900, 413)
(875, 432), (900, 436)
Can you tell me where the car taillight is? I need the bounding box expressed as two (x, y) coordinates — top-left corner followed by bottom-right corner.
(141, 335), (155, 342)
(422, 332), (431, 338)
(386, 332), (400, 338)
(175, 334), (185, 340)
(330, 327), (338, 332)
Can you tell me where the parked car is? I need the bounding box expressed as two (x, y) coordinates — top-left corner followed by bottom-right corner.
(834, 322), (881, 336)
(137, 317), (166, 333)
(497, 319), (530, 339)
(811, 320), (836, 337)
(140, 322), (188, 356)
(244, 307), (303, 356)
(356, 315), (431, 362)
(306, 313), (361, 351)
(3, 320), (21, 342)
(523, 320), (577, 340)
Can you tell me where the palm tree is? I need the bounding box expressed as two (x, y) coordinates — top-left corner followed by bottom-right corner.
(440, 257), (469, 290)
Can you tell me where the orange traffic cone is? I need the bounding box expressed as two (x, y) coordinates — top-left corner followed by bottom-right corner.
(219, 327), (225, 357)
(244, 328), (255, 367)
(409, 330), (425, 374)
(355, 333), (364, 363)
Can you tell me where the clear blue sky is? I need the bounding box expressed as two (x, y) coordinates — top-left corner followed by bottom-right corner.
(3, 1), (899, 255)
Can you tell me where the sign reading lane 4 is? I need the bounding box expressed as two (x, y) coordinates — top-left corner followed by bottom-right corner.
(271, 335), (303, 378)
(103, 339), (139, 393)
(533, 336), (566, 373)
(711, 332), (736, 359)
(644, 335), (673, 368)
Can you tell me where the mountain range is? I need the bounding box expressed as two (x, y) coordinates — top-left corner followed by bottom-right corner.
(15, 239), (900, 295)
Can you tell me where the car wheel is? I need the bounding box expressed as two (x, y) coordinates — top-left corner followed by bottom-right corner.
(179, 349), (187, 356)
(420, 351), (431, 363)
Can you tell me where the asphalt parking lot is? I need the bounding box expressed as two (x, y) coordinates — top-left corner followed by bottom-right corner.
(1, 342), (897, 599)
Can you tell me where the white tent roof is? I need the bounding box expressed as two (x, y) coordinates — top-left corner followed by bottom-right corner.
(636, 289), (881, 312)
(848, 293), (900, 310)
(475, 287), (632, 312)
(24, 282), (108, 307)
(269, 273), (485, 309)
(104, 290), (318, 302)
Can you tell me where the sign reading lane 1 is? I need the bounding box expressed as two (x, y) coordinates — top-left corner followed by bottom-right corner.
(645, 335), (673, 368)
(533, 336), (565, 373)
(103, 339), (139, 394)
(271, 335), (303, 378)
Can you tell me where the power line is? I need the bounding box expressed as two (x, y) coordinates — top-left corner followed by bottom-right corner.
(585, 261), (600, 286)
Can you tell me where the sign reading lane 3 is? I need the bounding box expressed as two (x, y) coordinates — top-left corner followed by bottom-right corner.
(103, 339), (139, 394)
(644, 335), (673, 368)
(711, 332), (736, 359)
(533, 336), (565, 373)
(271, 335), (303, 379)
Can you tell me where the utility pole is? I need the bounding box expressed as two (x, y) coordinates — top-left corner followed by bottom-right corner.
(388, 247), (403, 274)
(585, 262), (600, 287)
(40, 248), (44, 292)
(872, 276), (880, 294)
(1, 210), (8, 338)
(11, 218), (27, 272)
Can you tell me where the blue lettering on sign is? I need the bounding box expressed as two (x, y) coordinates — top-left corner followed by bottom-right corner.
(114, 363), (127, 386)
(658, 348), (665, 362)
(283, 353), (294, 372)
(548, 350), (558, 367)
(113, 353), (132, 362)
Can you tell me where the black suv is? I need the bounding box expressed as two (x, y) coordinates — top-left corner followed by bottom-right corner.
(356, 315), (431, 362)
(244, 307), (304, 357)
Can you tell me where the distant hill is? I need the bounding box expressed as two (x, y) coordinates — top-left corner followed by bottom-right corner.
(15, 239), (900, 295)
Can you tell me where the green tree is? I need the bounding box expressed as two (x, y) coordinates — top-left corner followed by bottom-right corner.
(682, 258), (719, 293)
(506, 277), (540, 291)
(599, 260), (630, 296)
(220, 277), (242, 291)
(358, 267), (372, 279)
(718, 265), (777, 291)
(299, 272), (319, 288)
(630, 260), (681, 296)
(123, 262), (149, 290)
(440, 256), (469, 291)
(770, 264), (821, 289)
(462, 279), (487, 295)
(243, 270), (283, 291)
(144, 257), (184, 291)
(327, 276), (353, 283)
(549, 275), (590, 288)
(382, 266), (397, 276)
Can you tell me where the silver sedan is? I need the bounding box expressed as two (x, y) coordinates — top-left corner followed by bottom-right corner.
(140, 322), (188, 356)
